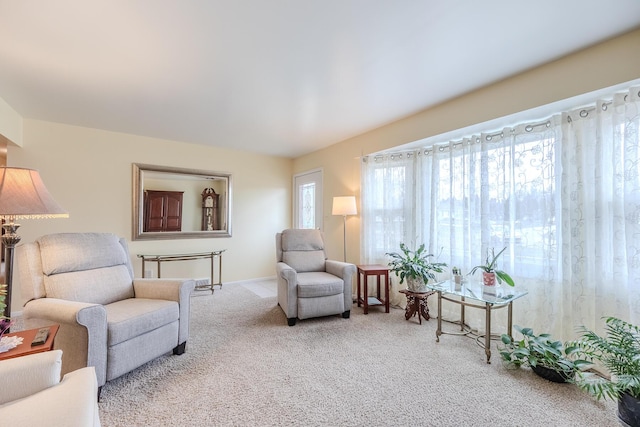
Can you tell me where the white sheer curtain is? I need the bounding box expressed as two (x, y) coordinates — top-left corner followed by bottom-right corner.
(558, 89), (640, 334)
(361, 152), (417, 307)
(361, 85), (640, 340)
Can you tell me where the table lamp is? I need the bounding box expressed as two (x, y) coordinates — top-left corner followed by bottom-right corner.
(0, 167), (68, 322)
(332, 196), (357, 262)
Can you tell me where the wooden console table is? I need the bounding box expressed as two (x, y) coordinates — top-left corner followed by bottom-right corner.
(137, 251), (225, 293)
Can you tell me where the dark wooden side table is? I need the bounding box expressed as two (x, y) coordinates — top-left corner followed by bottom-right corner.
(399, 289), (435, 324)
(356, 264), (390, 314)
(0, 324), (60, 361)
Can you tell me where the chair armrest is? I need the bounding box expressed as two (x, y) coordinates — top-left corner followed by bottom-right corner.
(0, 366), (101, 427)
(326, 260), (357, 309)
(133, 278), (195, 303)
(326, 260), (356, 282)
(23, 299), (108, 387)
(0, 350), (63, 405)
(133, 278), (196, 346)
(276, 262), (296, 283)
(276, 262), (297, 318)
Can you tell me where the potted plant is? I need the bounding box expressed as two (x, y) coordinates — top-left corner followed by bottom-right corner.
(569, 317), (640, 426)
(499, 325), (589, 383)
(386, 243), (447, 292)
(0, 284), (14, 340)
(469, 247), (515, 286)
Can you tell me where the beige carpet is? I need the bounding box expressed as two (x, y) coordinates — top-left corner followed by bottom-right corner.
(98, 281), (618, 427)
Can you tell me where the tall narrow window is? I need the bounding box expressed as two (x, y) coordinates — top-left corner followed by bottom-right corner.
(294, 169), (323, 230)
(299, 182), (315, 229)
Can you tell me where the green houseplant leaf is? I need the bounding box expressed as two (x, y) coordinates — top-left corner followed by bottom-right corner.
(386, 243), (447, 285)
(569, 317), (640, 401)
(469, 247), (515, 286)
(498, 325), (586, 382)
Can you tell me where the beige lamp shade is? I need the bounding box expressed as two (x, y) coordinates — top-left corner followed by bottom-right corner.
(332, 196), (357, 216)
(0, 167), (68, 219)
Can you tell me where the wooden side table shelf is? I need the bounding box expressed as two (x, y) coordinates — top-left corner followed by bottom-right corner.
(0, 324), (59, 361)
(356, 265), (390, 314)
(399, 289), (436, 324)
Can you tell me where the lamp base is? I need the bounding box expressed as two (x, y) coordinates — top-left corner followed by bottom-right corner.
(1, 222), (21, 323)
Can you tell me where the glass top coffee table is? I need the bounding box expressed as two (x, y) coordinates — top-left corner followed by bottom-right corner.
(426, 280), (528, 363)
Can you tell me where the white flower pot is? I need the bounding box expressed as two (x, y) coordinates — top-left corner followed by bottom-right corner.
(406, 277), (428, 292)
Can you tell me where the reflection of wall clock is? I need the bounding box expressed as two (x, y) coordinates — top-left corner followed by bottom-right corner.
(201, 188), (219, 231)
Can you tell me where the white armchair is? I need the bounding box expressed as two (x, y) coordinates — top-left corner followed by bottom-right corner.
(16, 232), (196, 388)
(276, 229), (356, 326)
(0, 350), (101, 427)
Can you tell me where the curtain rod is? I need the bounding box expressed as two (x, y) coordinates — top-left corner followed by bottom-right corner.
(367, 87), (638, 161)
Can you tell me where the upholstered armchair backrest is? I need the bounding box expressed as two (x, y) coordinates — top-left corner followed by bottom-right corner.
(277, 229), (327, 272)
(19, 233), (135, 305)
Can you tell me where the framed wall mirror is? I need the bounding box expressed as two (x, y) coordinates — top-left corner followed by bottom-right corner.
(132, 163), (232, 240)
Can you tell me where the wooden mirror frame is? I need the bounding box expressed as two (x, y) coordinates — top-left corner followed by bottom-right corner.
(132, 163), (232, 240)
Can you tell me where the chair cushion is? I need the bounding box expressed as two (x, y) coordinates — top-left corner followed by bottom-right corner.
(105, 298), (179, 346)
(43, 265), (134, 306)
(297, 272), (344, 298)
(281, 229), (324, 251)
(283, 251), (326, 273)
(38, 233), (129, 275)
(38, 233), (135, 305)
(281, 229), (327, 272)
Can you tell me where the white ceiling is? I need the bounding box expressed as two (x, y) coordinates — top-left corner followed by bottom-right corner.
(0, 1), (639, 158)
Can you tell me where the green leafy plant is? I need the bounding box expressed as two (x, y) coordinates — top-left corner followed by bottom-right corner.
(0, 284), (6, 318)
(499, 325), (589, 381)
(469, 247), (515, 286)
(569, 317), (640, 401)
(0, 284), (12, 338)
(386, 243), (447, 285)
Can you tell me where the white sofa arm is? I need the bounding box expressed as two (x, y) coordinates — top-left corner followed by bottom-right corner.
(0, 350), (63, 405)
(0, 363), (101, 427)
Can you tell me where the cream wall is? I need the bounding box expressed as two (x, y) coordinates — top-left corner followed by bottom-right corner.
(7, 119), (292, 308)
(0, 96), (22, 147)
(293, 28), (640, 266)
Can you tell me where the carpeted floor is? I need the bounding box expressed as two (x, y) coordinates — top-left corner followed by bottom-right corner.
(98, 280), (618, 427)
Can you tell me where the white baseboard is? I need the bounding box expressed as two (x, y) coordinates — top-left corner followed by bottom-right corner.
(222, 276), (276, 286)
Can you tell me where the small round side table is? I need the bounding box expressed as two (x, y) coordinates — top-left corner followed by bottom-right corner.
(399, 289), (435, 324)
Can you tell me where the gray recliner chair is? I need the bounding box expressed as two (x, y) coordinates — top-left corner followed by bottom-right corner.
(275, 229), (356, 326)
(16, 232), (195, 388)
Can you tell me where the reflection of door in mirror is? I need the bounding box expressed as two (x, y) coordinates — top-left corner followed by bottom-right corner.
(144, 190), (184, 232)
(201, 188), (219, 231)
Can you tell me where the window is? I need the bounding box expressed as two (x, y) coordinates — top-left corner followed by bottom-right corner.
(361, 85), (640, 340)
(294, 169), (323, 230)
